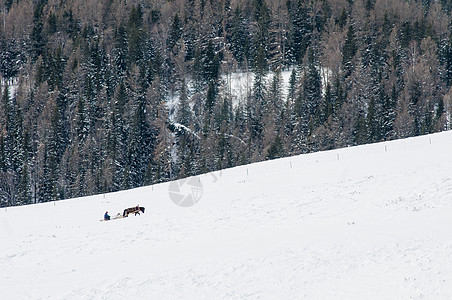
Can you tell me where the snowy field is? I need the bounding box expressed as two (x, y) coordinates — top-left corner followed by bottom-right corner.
(1, 131), (452, 299)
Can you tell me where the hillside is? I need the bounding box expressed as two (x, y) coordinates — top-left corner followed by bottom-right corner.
(1, 131), (452, 299)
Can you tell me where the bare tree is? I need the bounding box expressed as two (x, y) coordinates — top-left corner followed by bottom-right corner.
(0, 171), (18, 207)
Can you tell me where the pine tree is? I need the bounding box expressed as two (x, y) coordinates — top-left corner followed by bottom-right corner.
(253, 45), (267, 106)
(113, 25), (129, 79)
(288, 0), (313, 63)
(127, 4), (145, 67)
(228, 6), (250, 66)
(353, 109), (368, 145)
(147, 76), (172, 183)
(322, 83), (333, 124)
(128, 95), (153, 188)
(194, 40), (221, 88)
(31, 0), (46, 60)
(343, 25), (357, 77)
(0, 135), (5, 173)
(39, 145), (55, 202)
(287, 68), (297, 104)
(167, 13), (183, 53)
(303, 51), (322, 133)
(252, 0), (271, 64)
(440, 35), (452, 87)
(205, 80), (218, 118)
(113, 82), (130, 191)
(177, 80), (192, 126)
(381, 85), (397, 140)
(17, 162), (32, 205)
(366, 98), (380, 143)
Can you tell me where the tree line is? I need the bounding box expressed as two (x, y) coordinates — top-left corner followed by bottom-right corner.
(0, 0), (451, 206)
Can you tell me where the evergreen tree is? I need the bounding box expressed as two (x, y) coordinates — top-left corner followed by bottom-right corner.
(303, 51), (322, 133)
(0, 135), (5, 173)
(147, 76), (172, 183)
(194, 40), (221, 88)
(167, 13), (183, 52)
(17, 162), (32, 205)
(111, 83), (129, 191)
(252, 0), (271, 64)
(322, 83), (333, 124)
(343, 25), (357, 76)
(177, 80), (192, 126)
(113, 25), (129, 79)
(366, 98), (381, 143)
(253, 45), (267, 107)
(228, 6), (250, 66)
(2, 84), (12, 171)
(287, 68), (298, 105)
(127, 5), (145, 66)
(382, 85), (397, 140)
(353, 109), (368, 145)
(31, 0), (47, 60)
(288, 0), (313, 63)
(440, 35), (452, 87)
(76, 96), (90, 144)
(39, 146), (55, 202)
(128, 95), (153, 188)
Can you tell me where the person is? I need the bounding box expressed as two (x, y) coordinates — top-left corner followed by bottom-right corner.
(104, 211), (110, 220)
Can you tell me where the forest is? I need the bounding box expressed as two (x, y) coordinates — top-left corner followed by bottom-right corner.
(1, 0), (452, 206)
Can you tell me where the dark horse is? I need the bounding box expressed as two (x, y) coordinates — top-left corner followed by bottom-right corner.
(123, 206), (145, 217)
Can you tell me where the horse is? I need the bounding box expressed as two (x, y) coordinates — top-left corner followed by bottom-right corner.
(122, 206), (145, 217)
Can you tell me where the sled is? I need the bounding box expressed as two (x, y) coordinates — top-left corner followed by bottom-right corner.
(100, 213), (124, 222)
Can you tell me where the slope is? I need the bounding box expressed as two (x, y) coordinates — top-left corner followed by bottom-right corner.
(1, 131), (452, 299)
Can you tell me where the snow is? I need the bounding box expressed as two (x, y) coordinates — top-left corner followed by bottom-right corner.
(2, 131), (452, 299)
(172, 122), (201, 139)
(223, 67), (332, 107)
(224, 68), (295, 106)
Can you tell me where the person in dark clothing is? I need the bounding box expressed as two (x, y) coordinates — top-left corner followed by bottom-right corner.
(104, 211), (110, 220)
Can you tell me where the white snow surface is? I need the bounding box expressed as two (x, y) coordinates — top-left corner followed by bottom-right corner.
(2, 131), (452, 299)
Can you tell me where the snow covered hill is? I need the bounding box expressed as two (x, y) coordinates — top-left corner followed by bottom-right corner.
(2, 131), (452, 299)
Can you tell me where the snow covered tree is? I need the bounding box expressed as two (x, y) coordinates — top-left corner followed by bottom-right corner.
(127, 94), (153, 188)
(111, 82), (129, 191)
(112, 25), (129, 80)
(301, 50), (322, 138)
(287, 0), (313, 64)
(228, 6), (250, 66)
(167, 13), (183, 53)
